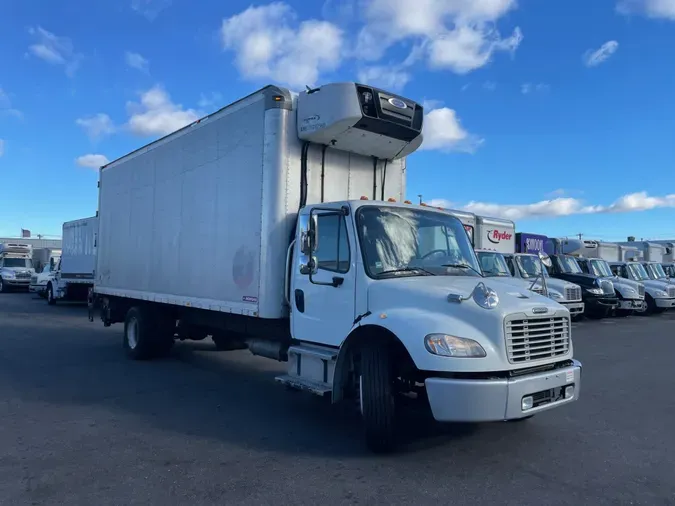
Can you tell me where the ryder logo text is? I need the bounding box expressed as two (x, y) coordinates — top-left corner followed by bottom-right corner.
(487, 229), (513, 244)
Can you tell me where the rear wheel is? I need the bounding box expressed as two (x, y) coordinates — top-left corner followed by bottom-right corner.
(123, 306), (174, 360)
(359, 341), (397, 453)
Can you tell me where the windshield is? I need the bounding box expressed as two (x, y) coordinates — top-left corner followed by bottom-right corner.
(590, 259), (613, 277)
(645, 263), (667, 280)
(557, 255), (583, 274)
(3, 258), (32, 268)
(627, 263), (650, 281)
(356, 206), (482, 278)
(476, 251), (511, 277)
(515, 254), (547, 279)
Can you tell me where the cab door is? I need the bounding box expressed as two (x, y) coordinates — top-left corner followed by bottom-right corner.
(291, 205), (356, 347)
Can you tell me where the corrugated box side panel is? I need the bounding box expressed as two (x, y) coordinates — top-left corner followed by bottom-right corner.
(96, 96), (267, 316)
(61, 217), (97, 277)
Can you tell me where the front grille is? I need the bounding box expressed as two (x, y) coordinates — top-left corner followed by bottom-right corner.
(565, 286), (581, 301)
(15, 272), (31, 279)
(638, 285), (645, 298)
(505, 315), (571, 364)
(600, 279), (615, 295)
(668, 286), (675, 298)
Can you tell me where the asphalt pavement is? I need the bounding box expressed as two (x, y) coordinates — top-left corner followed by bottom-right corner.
(1, 292), (674, 505)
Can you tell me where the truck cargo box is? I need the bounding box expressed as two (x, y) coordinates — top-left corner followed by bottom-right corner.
(62, 217), (97, 283)
(95, 85), (408, 319)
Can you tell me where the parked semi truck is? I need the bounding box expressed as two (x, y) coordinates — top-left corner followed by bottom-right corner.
(47, 217), (97, 304)
(558, 239), (646, 317)
(540, 238), (618, 318)
(0, 242), (34, 292)
(89, 82), (581, 452)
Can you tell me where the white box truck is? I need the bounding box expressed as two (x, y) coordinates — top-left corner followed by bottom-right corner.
(47, 217), (97, 304)
(0, 242), (34, 292)
(89, 82), (581, 452)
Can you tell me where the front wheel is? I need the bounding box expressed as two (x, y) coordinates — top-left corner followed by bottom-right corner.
(46, 284), (56, 305)
(571, 313), (584, 322)
(0, 278), (5, 293)
(359, 341), (397, 453)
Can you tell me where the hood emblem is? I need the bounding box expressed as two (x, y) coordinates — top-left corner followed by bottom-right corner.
(532, 307), (548, 314)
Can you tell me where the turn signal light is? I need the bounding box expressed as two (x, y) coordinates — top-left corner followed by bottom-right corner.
(403, 200), (412, 204)
(360, 196), (369, 200)
(387, 198), (396, 202)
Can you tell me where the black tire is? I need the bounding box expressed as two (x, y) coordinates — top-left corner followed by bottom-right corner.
(123, 306), (174, 360)
(639, 295), (657, 316)
(571, 313), (584, 322)
(46, 283), (56, 305)
(359, 341), (397, 453)
(0, 278), (5, 293)
(615, 309), (632, 317)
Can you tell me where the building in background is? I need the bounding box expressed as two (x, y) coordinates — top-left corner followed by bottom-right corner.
(0, 237), (62, 249)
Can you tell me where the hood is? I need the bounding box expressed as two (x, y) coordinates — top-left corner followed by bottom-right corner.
(643, 279), (674, 292)
(367, 276), (566, 319)
(602, 276), (642, 297)
(553, 271), (598, 288)
(545, 277), (578, 292)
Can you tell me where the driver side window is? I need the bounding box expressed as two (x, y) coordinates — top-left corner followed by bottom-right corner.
(315, 214), (350, 274)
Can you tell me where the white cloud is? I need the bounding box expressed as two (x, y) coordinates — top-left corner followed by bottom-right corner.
(617, 0), (675, 19)
(521, 82), (550, 94)
(0, 139), (4, 157)
(221, 3), (343, 88)
(125, 51), (149, 72)
(583, 40), (619, 67)
(76, 154), (110, 169)
(76, 113), (115, 140)
(126, 85), (200, 137)
(0, 88), (23, 119)
(357, 66), (411, 91)
(131, 0), (172, 20)
(356, 0), (522, 74)
(429, 192), (675, 221)
(197, 92), (223, 110)
(27, 26), (82, 77)
(421, 106), (483, 153)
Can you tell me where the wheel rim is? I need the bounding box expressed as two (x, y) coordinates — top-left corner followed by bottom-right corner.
(127, 318), (139, 349)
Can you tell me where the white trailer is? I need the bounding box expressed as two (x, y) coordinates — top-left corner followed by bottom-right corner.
(47, 217), (97, 304)
(474, 216), (515, 254)
(90, 82), (581, 452)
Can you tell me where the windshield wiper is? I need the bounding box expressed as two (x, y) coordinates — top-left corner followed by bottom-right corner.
(441, 263), (483, 277)
(377, 267), (436, 277)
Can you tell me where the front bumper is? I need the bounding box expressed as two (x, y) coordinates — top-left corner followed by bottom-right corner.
(29, 283), (47, 293)
(425, 360), (582, 422)
(561, 301), (584, 315)
(655, 297), (675, 309)
(618, 299), (645, 311)
(2, 278), (30, 287)
(584, 296), (618, 311)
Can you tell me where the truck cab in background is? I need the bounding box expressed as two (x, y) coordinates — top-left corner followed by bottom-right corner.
(558, 239), (646, 317)
(0, 243), (35, 292)
(608, 261), (675, 314)
(540, 238), (618, 319)
(475, 226), (585, 320)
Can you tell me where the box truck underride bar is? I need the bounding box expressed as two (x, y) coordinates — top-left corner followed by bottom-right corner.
(89, 82), (581, 452)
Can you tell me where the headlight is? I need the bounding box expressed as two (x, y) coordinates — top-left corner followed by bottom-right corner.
(549, 292), (563, 300)
(3, 271), (15, 279)
(424, 334), (487, 358)
(586, 287), (603, 295)
(654, 290), (667, 297)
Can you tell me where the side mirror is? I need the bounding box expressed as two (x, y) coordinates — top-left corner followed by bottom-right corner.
(300, 255), (318, 275)
(299, 214), (318, 255)
(538, 251), (552, 268)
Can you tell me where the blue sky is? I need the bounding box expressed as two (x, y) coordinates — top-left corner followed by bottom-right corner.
(1, 0), (674, 241)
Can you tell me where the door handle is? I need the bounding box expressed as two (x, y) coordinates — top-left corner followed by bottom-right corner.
(294, 289), (305, 313)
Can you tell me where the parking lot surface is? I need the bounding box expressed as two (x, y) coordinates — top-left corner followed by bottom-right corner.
(1, 292), (675, 505)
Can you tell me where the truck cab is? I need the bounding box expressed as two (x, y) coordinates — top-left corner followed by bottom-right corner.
(30, 255), (60, 297)
(0, 243), (35, 292)
(608, 261), (675, 314)
(558, 239), (646, 317)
